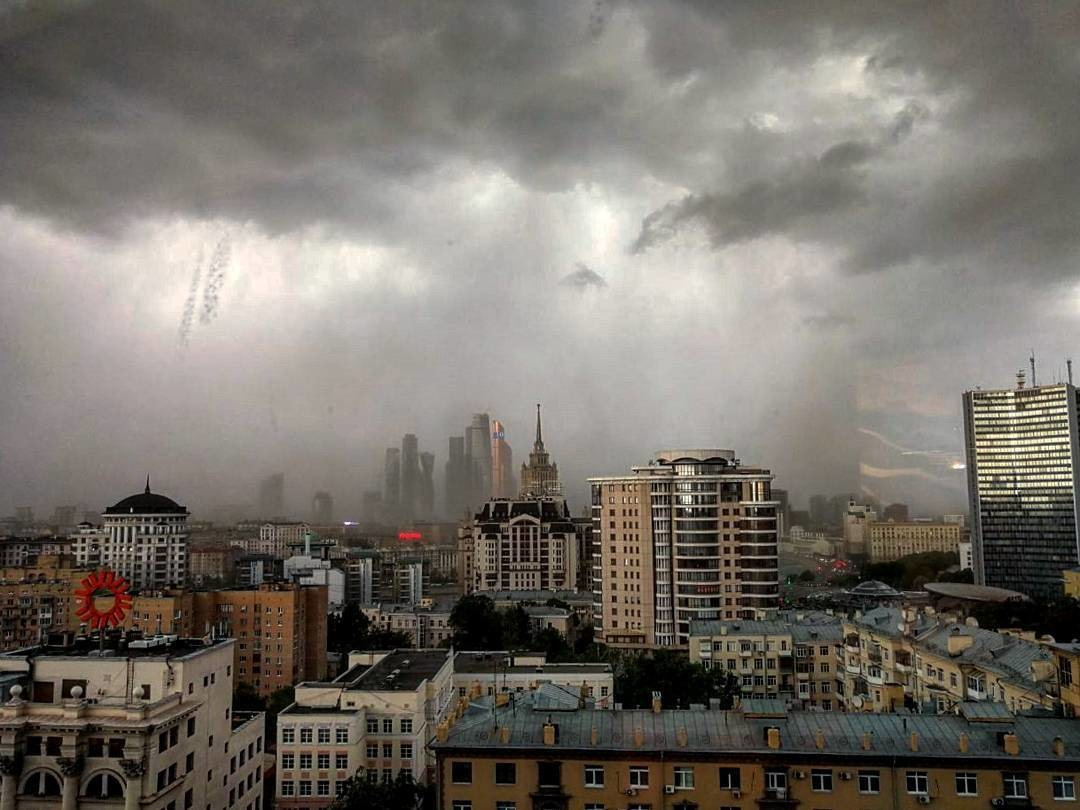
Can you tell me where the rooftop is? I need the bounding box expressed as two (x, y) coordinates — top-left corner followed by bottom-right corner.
(454, 652), (612, 676)
(924, 581), (1031, 603)
(436, 694), (1080, 762)
(340, 649), (450, 692)
(690, 610), (841, 641)
(0, 635), (230, 660)
(104, 480), (187, 516)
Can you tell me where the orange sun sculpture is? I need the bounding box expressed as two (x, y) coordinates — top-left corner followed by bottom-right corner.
(75, 570), (133, 629)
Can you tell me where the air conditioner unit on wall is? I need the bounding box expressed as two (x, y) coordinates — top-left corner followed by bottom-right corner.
(664, 785), (676, 795)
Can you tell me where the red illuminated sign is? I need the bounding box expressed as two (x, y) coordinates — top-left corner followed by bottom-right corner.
(75, 570), (133, 629)
(398, 531), (422, 542)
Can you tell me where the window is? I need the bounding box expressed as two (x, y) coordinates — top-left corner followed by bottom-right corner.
(629, 766), (649, 788)
(317, 754), (330, 770)
(187, 718), (196, 737)
(298, 781), (312, 797)
(584, 805), (605, 810)
(584, 765), (605, 788)
(299, 754), (312, 770)
(907, 771), (929, 795)
(451, 802), (471, 810)
(673, 766), (694, 789)
(366, 744), (378, 759)
(299, 728), (313, 744)
(496, 804), (516, 810)
(381, 768), (392, 783)
(83, 773), (124, 799)
(718, 767), (741, 790)
(451, 762), (472, 784)
(336, 754), (348, 770)
(400, 744), (413, 760)
(317, 728), (331, 744)
(765, 769), (787, 791)
(336, 728), (349, 744)
(955, 772), (978, 796)
(859, 770), (880, 794)
(382, 719), (393, 733)
(1054, 776), (1077, 800)
(280, 782), (294, 797)
(366, 718), (379, 734)
(382, 743), (392, 758)
(281, 754), (294, 769)
(186, 752), (195, 772)
(400, 718), (413, 734)
(1003, 772), (1028, 799)
(495, 763), (516, 785)
(811, 769), (833, 792)
(538, 762), (562, 788)
(317, 781), (330, 796)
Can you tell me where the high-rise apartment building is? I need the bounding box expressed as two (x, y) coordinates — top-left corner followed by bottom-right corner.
(312, 491), (334, 524)
(401, 434), (421, 522)
(383, 448), (401, 522)
(964, 375), (1080, 597)
(589, 449), (780, 649)
(843, 500), (878, 559)
(99, 480), (189, 589)
(444, 436), (469, 520)
(419, 451), (435, 519)
(519, 404), (560, 497)
(458, 498), (578, 593)
(257, 472), (285, 518)
(490, 420), (515, 498)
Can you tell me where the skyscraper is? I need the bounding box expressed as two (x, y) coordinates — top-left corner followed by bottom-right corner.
(589, 449), (780, 648)
(519, 403), (560, 497)
(963, 373), (1080, 598)
(257, 472), (285, 518)
(419, 451), (435, 519)
(312, 490), (333, 523)
(445, 436), (468, 519)
(401, 433), (420, 521)
(384, 448), (401, 522)
(465, 413), (492, 510)
(490, 419), (515, 498)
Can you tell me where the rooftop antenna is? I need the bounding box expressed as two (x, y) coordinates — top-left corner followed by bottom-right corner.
(1030, 351), (1037, 387)
(1069, 358), (1074, 386)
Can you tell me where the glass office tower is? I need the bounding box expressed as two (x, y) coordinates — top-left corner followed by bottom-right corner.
(963, 378), (1080, 598)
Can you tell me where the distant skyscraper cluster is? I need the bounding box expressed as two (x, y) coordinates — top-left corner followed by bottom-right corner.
(257, 472), (285, 518)
(491, 419), (515, 498)
(384, 433), (436, 524)
(311, 490), (333, 523)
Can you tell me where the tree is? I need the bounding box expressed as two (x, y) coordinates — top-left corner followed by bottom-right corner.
(449, 594), (503, 650)
(615, 650), (739, 709)
(798, 569), (816, 583)
(328, 602), (412, 653)
(232, 682), (266, 712)
(329, 771), (433, 810)
(535, 626), (571, 661)
(501, 605), (532, 649)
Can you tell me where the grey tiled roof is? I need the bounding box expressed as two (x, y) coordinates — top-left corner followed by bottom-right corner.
(689, 610), (842, 642)
(914, 623), (1053, 687)
(435, 694), (1080, 763)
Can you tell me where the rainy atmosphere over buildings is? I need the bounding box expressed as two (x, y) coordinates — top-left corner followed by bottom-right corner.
(2, 2), (1080, 809)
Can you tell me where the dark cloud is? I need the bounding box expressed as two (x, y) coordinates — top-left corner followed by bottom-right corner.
(1, 1), (1077, 518)
(560, 263), (607, 289)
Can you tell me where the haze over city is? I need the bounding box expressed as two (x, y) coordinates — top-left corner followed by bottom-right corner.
(4, 2), (1079, 518)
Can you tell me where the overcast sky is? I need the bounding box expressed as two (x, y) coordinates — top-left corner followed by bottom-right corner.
(2, 1), (1078, 520)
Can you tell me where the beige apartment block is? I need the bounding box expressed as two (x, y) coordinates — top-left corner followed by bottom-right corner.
(590, 450), (780, 649)
(0, 635), (263, 810)
(868, 521), (964, 563)
(452, 651), (614, 709)
(689, 610), (844, 710)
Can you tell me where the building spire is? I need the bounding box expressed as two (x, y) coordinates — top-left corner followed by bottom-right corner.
(145, 474), (151, 494)
(535, 402), (543, 449)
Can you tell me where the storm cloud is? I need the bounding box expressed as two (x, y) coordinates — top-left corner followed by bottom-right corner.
(2, 1), (1079, 519)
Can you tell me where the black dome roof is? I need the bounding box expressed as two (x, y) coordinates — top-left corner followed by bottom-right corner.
(105, 479), (187, 515)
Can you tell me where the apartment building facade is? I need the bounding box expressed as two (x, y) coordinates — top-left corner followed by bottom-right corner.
(0, 635), (263, 810)
(434, 696), (1080, 810)
(589, 449), (780, 649)
(868, 521), (964, 563)
(689, 611), (844, 710)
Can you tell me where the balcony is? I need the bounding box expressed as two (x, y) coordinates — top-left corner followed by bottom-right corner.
(864, 670), (884, 687)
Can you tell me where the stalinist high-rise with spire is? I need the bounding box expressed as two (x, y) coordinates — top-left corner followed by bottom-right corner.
(519, 403), (561, 497)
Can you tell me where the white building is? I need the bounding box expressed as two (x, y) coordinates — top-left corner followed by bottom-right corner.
(277, 649), (455, 803)
(96, 481), (189, 589)
(0, 635), (263, 810)
(958, 540), (974, 571)
(283, 556), (345, 610)
(452, 651), (614, 709)
(842, 500), (878, 558)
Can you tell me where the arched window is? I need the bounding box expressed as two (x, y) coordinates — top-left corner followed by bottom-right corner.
(83, 772), (125, 799)
(21, 770), (62, 797)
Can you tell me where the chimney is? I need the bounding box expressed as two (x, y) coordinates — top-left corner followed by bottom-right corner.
(815, 730), (825, 750)
(909, 732), (919, 752)
(958, 733), (969, 753)
(633, 727), (644, 747)
(542, 719), (558, 746)
(676, 727), (688, 748)
(590, 726), (599, 746)
(1003, 732), (1020, 756)
(947, 629), (974, 656)
(495, 692), (509, 708)
(767, 727), (781, 750)
(1054, 736), (1066, 757)
(861, 732), (873, 751)
(498, 726), (511, 745)
(651, 691), (662, 714)
(435, 721), (449, 743)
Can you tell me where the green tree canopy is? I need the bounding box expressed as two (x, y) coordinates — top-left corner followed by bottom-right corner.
(328, 771), (432, 810)
(449, 594), (503, 649)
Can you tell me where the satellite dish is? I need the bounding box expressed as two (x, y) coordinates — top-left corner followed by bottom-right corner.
(851, 696), (864, 708)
